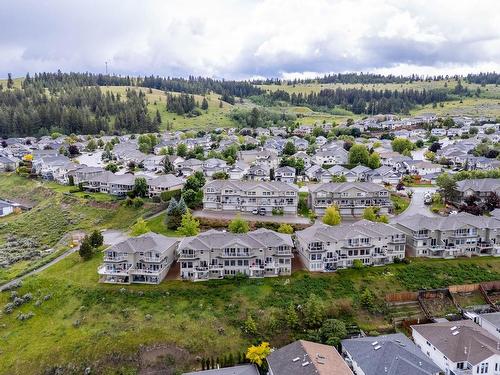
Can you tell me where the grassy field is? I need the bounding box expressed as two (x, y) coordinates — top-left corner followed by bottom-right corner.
(0, 175), (155, 284)
(101, 86), (239, 131)
(0, 253), (499, 374)
(390, 193), (410, 215)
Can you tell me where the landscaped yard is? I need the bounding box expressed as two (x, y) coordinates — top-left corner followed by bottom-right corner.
(390, 193), (410, 215)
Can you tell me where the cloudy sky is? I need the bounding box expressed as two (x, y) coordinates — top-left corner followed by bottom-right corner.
(2, 0), (500, 80)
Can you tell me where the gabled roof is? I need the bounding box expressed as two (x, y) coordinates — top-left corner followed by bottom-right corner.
(267, 340), (353, 375)
(342, 333), (440, 375)
(309, 182), (388, 194)
(296, 220), (403, 243)
(107, 233), (179, 255)
(204, 180), (299, 193)
(178, 228), (293, 252)
(456, 178), (500, 193)
(412, 320), (500, 365)
(397, 212), (500, 232)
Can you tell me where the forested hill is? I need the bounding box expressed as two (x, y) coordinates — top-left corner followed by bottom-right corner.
(0, 76), (159, 137)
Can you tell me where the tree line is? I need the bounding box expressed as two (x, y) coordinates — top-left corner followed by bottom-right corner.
(0, 78), (159, 137)
(28, 71), (262, 98)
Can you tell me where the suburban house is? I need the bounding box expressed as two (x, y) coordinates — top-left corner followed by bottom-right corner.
(274, 166), (296, 183)
(465, 312), (500, 340)
(0, 200), (14, 217)
(344, 165), (371, 182)
(309, 182), (392, 216)
(295, 221), (406, 272)
(228, 160), (250, 180)
(202, 158), (228, 177)
(365, 166), (401, 185)
(455, 178), (500, 205)
(0, 155), (19, 172)
(98, 233), (179, 284)
(403, 161), (442, 176)
(177, 228), (293, 281)
(341, 333), (441, 375)
(313, 148), (348, 166)
(305, 165), (332, 183)
(178, 158), (204, 176)
(147, 174), (185, 198)
(69, 166), (105, 185)
(267, 340), (353, 375)
(142, 155), (165, 172)
(412, 320), (500, 375)
(203, 180), (299, 215)
(395, 213), (500, 258)
(247, 164), (270, 181)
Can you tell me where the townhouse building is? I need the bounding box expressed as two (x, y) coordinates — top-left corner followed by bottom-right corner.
(455, 179), (500, 205)
(295, 220), (406, 272)
(309, 182), (392, 216)
(395, 213), (500, 258)
(203, 180), (299, 215)
(412, 320), (500, 375)
(98, 233), (179, 284)
(177, 228), (293, 281)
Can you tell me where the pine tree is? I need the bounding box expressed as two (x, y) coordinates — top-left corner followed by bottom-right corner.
(201, 97), (209, 110)
(78, 236), (94, 260)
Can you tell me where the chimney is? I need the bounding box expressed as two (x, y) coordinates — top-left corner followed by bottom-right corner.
(464, 347), (467, 355)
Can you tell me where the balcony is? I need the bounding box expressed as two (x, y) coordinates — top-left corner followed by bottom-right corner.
(140, 256), (163, 263)
(275, 250), (292, 256)
(250, 264), (265, 270)
(98, 264), (131, 276)
(103, 255), (128, 262)
(130, 267), (163, 275)
(477, 241), (493, 249)
(389, 237), (406, 243)
(342, 242), (372, 249)
(179, 252), (197, 259)
(209, 264), (224, 270)
(221, 252), (252, 258)
(413, 232), (430, 239)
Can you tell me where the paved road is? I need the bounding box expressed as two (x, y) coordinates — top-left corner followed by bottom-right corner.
(0, 229), (127, 292)
(390, 186), (438, 223)
(193, 210), (311, 225)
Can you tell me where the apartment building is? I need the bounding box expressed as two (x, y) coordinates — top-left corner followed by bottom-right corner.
(295, 220), (406, 272)
(412, 320), (500, 375)
(395, 213), (500, 258)
(177, 228), (293, 281)
(309, 182), (392, 216)
(98, 233), (179, 284)
(203, 180), (299, 215)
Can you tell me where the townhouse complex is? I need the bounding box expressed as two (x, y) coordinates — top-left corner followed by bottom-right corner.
(98, 233), (180, 284)
(308, 182), (392, 216)
(203, 180), (299, 215)
(396, 213), (500, 258)
(177, 228), (293, 281)
(295, 220), (406, 272)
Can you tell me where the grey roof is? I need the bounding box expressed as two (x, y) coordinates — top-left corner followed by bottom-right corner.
(456, 178), (500, 193)
(107, 233), (179, 255)
(204, 179), (299, 193)
(342, 333), (440, 375)
(412, 320), (500, 365)
(179, 228), (293, 252)
(480, 312), (500, 329)
(296, 220), (404, 243)
(148, 174), (185, 188)
(396, 212), (500, 232)
(267, 340), (353, 375)
(182, 364), (259, 375)
(309, 182), (388, 194)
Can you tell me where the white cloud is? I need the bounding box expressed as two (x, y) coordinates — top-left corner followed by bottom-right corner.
(1, 0), (499, 79)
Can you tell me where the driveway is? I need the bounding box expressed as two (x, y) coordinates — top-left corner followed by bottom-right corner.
(391, 186), (438, 223)
(193, 210), (311, 225)
(102, 229), (128, 246)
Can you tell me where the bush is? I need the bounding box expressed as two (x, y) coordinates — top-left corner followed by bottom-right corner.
(160, 189), (182, 203)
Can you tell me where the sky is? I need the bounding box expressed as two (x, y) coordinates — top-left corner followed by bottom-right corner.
(1, 0), (500, 80)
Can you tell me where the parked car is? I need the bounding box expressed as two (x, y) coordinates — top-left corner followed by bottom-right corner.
(259, 208), (266, 216)
(252, 208), (259, 215)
